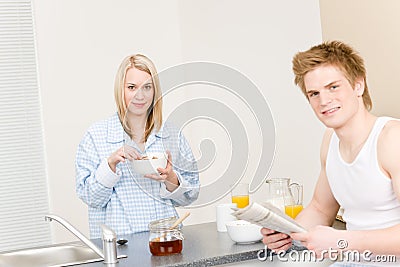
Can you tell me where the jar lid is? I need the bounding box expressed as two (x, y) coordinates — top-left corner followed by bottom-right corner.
(149, 216), (179, 231)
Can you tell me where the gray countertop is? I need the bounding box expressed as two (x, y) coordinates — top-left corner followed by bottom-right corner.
(83, 222), (265, 267)
(81, 220), (346, 267)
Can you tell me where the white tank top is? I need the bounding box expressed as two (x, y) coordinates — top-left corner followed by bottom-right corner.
(326, 117), (400, 231)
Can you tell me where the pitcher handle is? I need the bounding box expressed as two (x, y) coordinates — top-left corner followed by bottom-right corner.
(289, 182), (303, 205)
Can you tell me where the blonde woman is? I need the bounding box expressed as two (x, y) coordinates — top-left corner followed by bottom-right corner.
(76, 54), (199, 238)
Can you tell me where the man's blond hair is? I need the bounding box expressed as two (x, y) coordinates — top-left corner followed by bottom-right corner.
(292, 41), (372, 110)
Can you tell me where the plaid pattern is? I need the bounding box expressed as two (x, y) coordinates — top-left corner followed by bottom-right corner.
(76, 113), (199, 238)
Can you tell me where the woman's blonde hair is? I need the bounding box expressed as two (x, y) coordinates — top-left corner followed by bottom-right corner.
(114, 54), (163, 141)
(292, 41), (372, 111)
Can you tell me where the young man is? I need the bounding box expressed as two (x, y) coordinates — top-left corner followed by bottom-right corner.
(261, 41), (400, 263)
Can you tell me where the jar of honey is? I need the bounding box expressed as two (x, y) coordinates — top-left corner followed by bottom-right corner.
(148, 217), (184, 256)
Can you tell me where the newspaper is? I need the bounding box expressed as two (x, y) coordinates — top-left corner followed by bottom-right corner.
(232, 202), (307, 235)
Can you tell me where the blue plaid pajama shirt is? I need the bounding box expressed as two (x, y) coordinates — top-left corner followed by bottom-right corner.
(76, 113), (200, 238)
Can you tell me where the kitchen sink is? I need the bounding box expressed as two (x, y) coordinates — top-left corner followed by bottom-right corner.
(0, 242), (103, 267)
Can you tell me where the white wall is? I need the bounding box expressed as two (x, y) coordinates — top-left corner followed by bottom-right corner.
(176, 0), (324, 226)
(33, 0), (323, 243)
(33, 0), (184, 242)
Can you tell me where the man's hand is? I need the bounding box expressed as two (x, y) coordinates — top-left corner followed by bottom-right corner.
(261, 228), (292, 252)
(290, 225), (342, 258)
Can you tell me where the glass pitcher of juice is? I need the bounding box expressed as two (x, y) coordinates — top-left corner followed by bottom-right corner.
(266, 178), (303, 218)
(284, 183), (303, 219)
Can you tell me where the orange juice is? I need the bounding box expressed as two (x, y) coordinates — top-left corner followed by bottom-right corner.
(231, 195), (249, 208)
(285, 205), (303, 219)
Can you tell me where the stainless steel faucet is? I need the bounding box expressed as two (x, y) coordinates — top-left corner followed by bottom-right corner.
(100, 224), (118, 264)
(45, 214), (118, 263)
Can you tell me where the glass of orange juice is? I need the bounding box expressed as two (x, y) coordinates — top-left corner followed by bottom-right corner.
(231, 183), (249, 208)
(284, 183), (303, 219)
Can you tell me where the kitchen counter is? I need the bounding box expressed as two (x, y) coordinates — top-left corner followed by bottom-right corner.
(82, 220), (345, 267)
(83, 222), (265, 267)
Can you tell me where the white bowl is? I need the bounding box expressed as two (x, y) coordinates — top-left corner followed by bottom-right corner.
(225, 220), (263, 244)
(130, 152), (167, 175)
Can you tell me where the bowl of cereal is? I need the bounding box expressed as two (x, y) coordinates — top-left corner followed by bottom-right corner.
(225, 220), (263, 244)
(131, 152), (167, 175)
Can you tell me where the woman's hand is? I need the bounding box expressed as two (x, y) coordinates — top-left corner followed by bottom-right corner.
(108, 145), (142, 173)
(145, 151), (179, 192)
(261, 228), (293, 252)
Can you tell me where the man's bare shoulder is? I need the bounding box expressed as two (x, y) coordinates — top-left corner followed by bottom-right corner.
(320, 128), (334, 162)
(321, 128), (334, 147)
(384, 119), (400, 128)
(323, 128), (335, 138)
(377, 119), (400, 185)
(379, 119), (400, 172)
(381, 119), (400, 142)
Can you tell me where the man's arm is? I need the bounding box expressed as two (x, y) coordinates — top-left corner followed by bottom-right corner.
(295, 128), (340, 229)
(261, 129), (339, 251)
(292, 121), (400, 256)
(380, 120), (400, 201)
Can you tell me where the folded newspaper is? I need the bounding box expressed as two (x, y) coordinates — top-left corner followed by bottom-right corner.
(232, 202), (307, 235)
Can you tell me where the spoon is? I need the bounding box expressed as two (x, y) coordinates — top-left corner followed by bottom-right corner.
(153, 212), (191, 242)
(117, 238), (128, 245)
(170, 212), (191, 229)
